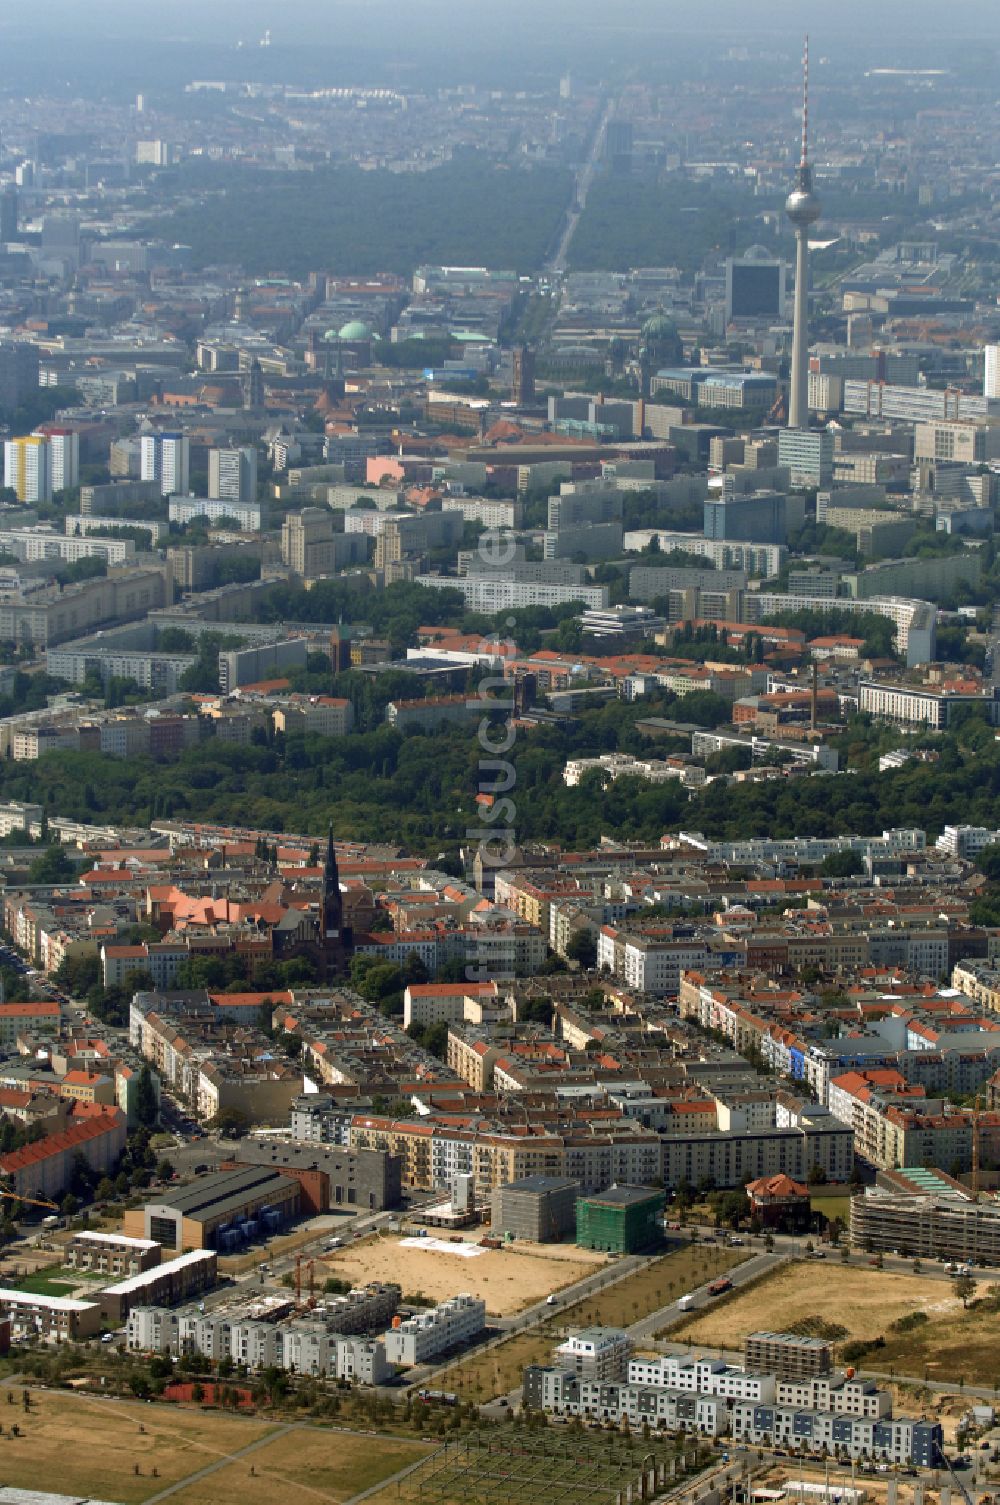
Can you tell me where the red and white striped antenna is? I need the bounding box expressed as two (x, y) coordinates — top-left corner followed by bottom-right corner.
(800, 35), (810, 167)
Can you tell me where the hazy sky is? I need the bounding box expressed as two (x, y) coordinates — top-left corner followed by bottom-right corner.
(6, 0), (1000, 43)
(1, 0), (997, 93)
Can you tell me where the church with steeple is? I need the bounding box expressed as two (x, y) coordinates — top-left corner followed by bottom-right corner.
(320, 826), (352, 977)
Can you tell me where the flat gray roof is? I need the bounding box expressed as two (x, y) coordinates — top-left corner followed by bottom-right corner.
(146, 1165), (297, 1225)
(579, 1184), (662, 1208)
(501, 1175), (580, 1195)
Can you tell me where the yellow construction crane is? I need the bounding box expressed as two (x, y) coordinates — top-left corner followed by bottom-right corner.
(0, 1184), (59, 1213)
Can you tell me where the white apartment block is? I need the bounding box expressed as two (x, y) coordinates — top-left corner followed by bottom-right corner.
(936, 825), (1000, 859)
(555, 1327), (632, 1381)
(597, 927), (709, 997)
(563, 754), (693, 788)
(628, 1355), (776, 1403)
(415, 574), (607, 612)
(383, 1293), (486, 1366)
(168, 495), (262, 531)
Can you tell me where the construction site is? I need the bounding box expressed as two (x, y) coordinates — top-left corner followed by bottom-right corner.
(388, 1427), (706, 1505)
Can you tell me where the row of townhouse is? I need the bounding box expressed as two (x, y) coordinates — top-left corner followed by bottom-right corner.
(805, 1034), (1000, 1108)
(729, 1403), (942, 1466)
(626, 1357), (889, 1417)
(524, 1369), (941, 1463)
(126, 1306), (390, 1383)
(952, 959), (1000, 1012)
(130, 1001), (302, 1124)
(523, 1368), (730, 1435)
(3, 890), (122, 973)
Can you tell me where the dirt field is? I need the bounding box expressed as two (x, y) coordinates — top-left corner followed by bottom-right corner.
(675, 1261), (965, 1352)
(169, 1426), (434, 1505)
(321, 1235), (606, 1315)
(441, 1244), (744, 1401)
(0, 1387), (277, 1504)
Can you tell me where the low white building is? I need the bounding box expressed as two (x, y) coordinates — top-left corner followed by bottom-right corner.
(383, 1293), (486, 1366)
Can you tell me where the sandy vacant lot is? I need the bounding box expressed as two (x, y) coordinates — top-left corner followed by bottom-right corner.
(677, 1262), (964, 1349)
(322, 1235), (605, 1315)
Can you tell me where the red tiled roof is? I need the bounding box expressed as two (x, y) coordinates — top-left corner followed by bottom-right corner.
(0, 1109), (123, 1174)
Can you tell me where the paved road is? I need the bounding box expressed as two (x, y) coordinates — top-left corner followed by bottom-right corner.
(546, 94), (617, 273)
(630, 1248), (784, 1343)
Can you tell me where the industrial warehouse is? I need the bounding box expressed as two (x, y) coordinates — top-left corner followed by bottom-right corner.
(125, 1165), (301, 1251)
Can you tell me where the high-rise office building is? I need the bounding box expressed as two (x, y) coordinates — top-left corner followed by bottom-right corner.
(512, 345), (535, 406)
(141, 432), (190, 498)
(4, 435), (51, 503)
(778, 428), (834, 487)
(241, 357), (265, 410)
(42, 428), (79, 493)
(40, 211), (81, 264)
(703, 491), (789, 545)
(604, 119), (633, 170)
(208, 446), (258, 504)
(984, 345), (1000, 401)
(725, 251), (785, 323)
(785, 38), (821, 431)
(0, 343), (38, 416)
(0, 187), (18, 243)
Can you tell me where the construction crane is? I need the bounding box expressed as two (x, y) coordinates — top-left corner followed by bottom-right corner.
(294, 1253), (316, 1308)
(973, 1092), (982, 1202)
(0, 1185), (60, 1213)
(939, 1442), (976, 1505)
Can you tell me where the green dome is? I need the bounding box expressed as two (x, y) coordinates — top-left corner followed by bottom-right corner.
(338, 319), (372, 341)
(641, 310), (679, 341)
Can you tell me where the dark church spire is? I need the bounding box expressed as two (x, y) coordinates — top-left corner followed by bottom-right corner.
(324, 824), (339, 894)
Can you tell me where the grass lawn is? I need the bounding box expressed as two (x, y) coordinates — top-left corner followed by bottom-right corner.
(168, 1426), (435, 1505)
(14, 1269), (79, 1296)
(556, 1243), (741, 1330)
(809, 1192), (853, 1226)
(440, 1243), (744, 1402)
(0, 1388), (277, 1505)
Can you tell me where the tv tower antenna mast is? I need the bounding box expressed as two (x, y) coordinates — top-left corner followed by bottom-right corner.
(786, 36), (821, 431)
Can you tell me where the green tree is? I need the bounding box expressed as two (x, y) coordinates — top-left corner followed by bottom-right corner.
(954, 1272), (976, 1308)
(134, 1065), (158, 1128)
(566, 930), (598, 969)
(28, 844), (75, 884)
(821, 850), (865, 878)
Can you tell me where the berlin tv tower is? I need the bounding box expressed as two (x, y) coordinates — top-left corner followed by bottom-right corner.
(786, 37), (821, 430)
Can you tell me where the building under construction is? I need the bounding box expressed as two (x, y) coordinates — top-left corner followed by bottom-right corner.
(575, 1185), (663, 1254)
(852, 1168), (1000, 1261)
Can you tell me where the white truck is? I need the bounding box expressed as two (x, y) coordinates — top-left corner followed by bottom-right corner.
(678, 1293), (695, 1312)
